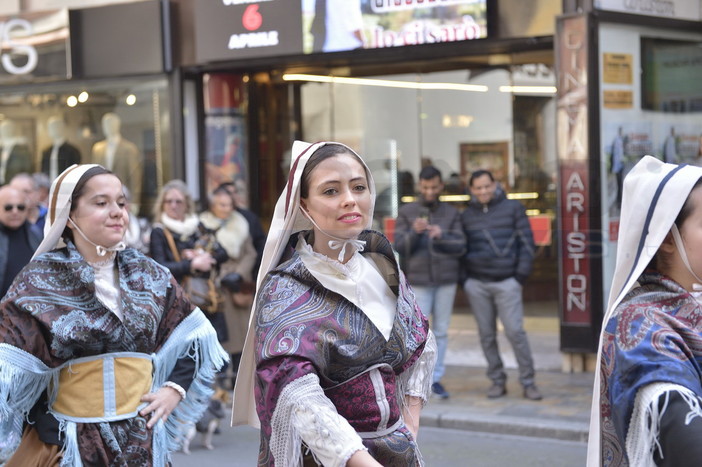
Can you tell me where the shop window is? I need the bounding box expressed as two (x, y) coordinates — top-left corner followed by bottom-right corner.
(0, 77), (170, 218)
(296, 65), (558, 302)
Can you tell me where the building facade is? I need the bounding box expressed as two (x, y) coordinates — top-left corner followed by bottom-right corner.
(1, 0), (700, 358)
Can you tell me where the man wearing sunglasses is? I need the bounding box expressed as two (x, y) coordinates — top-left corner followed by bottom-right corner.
(0, 186), (41, 298)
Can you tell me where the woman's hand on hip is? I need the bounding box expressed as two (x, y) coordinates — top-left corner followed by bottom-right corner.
(140, 386), (182, 429)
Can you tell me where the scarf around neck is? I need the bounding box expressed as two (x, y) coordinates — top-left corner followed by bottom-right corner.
(160, 213), (200, 240)
(199, 210), (250, 259)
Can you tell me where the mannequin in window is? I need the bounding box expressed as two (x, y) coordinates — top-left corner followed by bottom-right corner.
(41, 116), (81, 181)
(0, 119), (32, 186)
(91, 112), (143, 213)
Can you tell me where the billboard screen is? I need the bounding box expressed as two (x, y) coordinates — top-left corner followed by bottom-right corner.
(641, 37), (702, 113)
(304, 0), (488, 54)
(194, 0), (488, 64)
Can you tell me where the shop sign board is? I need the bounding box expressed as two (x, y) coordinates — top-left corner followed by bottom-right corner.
(0, 9), (69, 83)
(594, 0), (701, 21)
(556, 15), (593, 326)
(194, 0), (488, 63)
(194, 1), (304, 62)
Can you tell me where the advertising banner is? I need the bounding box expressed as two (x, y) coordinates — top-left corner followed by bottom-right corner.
(204, 114), (247, 195)
(602, 122), (653, 217)
(302, 0), (487, 54)
(594, 0), (701, 21)
(194, 1), (487, 63)
(194, 0), (304, 62)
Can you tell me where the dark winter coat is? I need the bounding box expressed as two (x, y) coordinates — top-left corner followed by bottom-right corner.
(394, 200), (465, 286)
(460, 188), (534, 284)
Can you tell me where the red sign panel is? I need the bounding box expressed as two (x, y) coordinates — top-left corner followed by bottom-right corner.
(557, 15), (592, 325)
(559, 162), (591, 324)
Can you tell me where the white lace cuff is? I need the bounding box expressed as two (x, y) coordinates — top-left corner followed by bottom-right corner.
(626, 382), (702, 466)
(270, 373), (366, 467)
(163, 381), (186, 401)
(399, 330), (437, 403)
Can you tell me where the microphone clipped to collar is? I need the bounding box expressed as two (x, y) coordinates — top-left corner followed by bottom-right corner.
(299, 207), (366, 262)
(68, 217), (126, 257)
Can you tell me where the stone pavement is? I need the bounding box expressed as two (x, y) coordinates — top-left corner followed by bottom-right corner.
(420, 307), (594, 443)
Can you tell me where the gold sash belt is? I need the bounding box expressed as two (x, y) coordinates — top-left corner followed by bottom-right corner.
(51, 352), (153, 421)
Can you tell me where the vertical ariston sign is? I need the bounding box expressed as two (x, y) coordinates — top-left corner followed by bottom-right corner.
(557, 15), (592, 326)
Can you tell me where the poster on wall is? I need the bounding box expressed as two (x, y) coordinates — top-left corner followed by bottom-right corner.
(204, 115), (246, 196)
(459, 141), (509, 189)
(655, 124), (702, 165)
(302, 0), (487, 54)
(602, 122), (653, 217)
(602, 53), (632, 84)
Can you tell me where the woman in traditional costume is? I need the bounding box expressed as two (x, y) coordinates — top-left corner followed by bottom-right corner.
(232, 141), (437, 466)
(0, 165), (228, 465)
(588, 156), (702, 466)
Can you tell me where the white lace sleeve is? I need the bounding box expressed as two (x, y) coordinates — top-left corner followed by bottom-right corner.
(626, 382), (702, 466)
(270, 373), (366, 467)
(398, 330), (437, 403)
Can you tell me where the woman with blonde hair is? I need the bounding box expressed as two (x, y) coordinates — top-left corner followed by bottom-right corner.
(150, 180), (229, 341)
(232, 141), (436, 466)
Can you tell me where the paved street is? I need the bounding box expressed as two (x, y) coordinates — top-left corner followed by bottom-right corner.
(172, 424), (587, 466)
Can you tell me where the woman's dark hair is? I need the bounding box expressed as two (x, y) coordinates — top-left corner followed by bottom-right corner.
(651, 176), (702, 272)
(62, 166), (116, 242)
(300, 144), (360, 199)
(675, 177), (702, 228)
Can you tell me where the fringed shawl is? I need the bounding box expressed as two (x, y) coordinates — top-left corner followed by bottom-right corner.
(0, 245), (228, 466)
(588, 156), (702, 465)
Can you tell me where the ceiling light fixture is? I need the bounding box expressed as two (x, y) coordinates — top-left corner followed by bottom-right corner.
(499, 85), (557, 94)
(283, 73), (488, 92)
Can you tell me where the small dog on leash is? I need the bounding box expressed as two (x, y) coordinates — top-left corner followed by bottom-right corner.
(181, 388), (229, 453)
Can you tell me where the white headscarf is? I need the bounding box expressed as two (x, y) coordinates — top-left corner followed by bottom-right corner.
(231, 140), (376, 427)
(587, 156), (702, 465)
(32, 164), (101, 259)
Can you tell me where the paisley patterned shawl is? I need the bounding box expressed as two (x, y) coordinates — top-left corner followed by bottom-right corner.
(0, 242), (228, 466)
(254, 230), (429, 465)
(599, 272), (702, 466)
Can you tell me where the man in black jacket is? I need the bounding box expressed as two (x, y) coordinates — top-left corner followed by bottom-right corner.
(394, 166), (465, 399)
(461, 170), (541, 401)
(0, 185), (41, 298)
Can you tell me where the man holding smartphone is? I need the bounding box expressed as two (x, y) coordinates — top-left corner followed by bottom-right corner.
(394, 166), (465, 399)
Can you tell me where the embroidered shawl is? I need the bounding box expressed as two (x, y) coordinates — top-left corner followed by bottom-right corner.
(254, 230), (430, 466)
(588, 156), (702, 465)
(599, 273), (702, 466)
(0, 243), (228, 466)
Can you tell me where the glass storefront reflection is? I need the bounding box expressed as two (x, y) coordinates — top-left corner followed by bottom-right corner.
(297, 66), (559, 301)
(0, 77), (170, 217)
